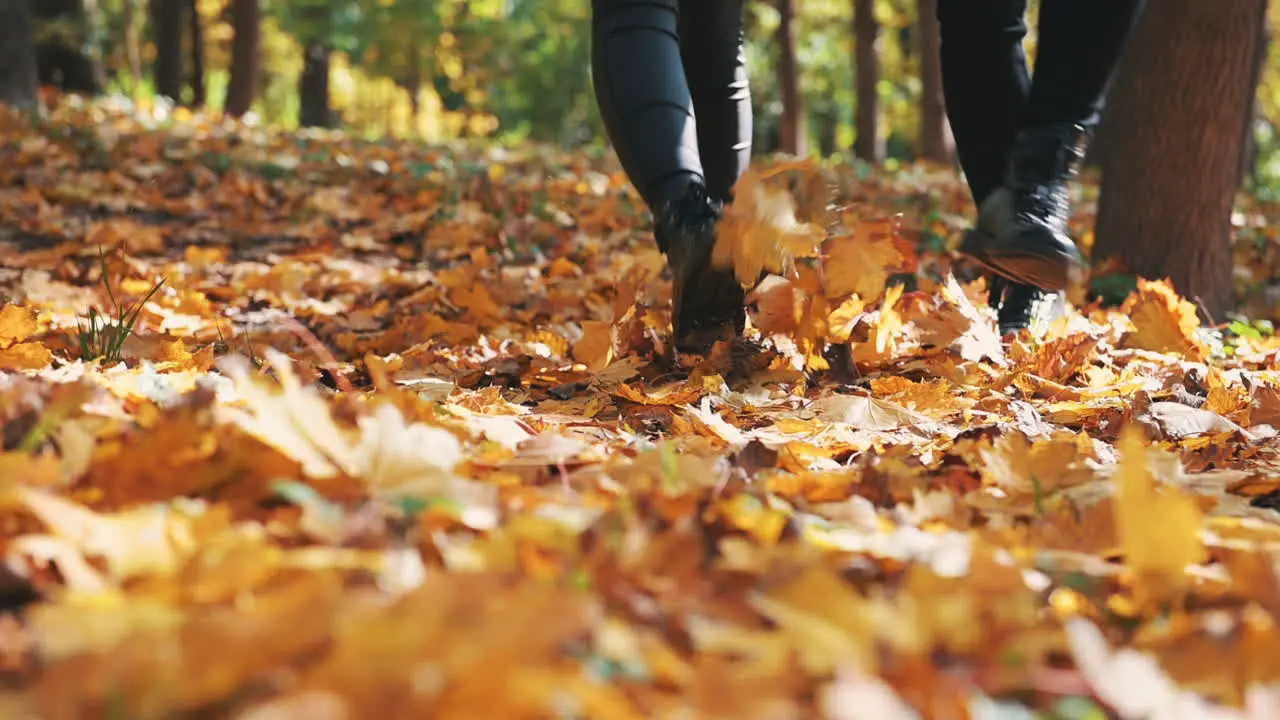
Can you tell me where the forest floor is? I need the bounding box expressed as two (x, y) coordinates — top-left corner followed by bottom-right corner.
(2, 101), (1280, 718)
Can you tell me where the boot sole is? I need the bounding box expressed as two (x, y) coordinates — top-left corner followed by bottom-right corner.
(960, 229), (1083, 291)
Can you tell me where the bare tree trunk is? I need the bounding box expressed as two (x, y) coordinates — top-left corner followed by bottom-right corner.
(776, 0), (805, 154)
(152, 0), (184, 102)
(299, 42), (332, 128)
(817, 106), (838, 156)
(853, 0), (883, 162)
(188, 0), (205, 108)
(916, 0), (953, 163)
(225, 0), (259, 117)
(0, 0), (39, 108)
(123, 0), (142, 100)
(1094, 0), (1267, 320)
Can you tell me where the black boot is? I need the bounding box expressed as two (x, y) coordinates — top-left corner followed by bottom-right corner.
(990, 279), (1065, 336)
(959, 121), (1088, 291)
(657, 183), (746, 352)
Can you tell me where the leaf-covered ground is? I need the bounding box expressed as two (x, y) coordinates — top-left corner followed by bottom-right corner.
(4, 102), (1280, 719)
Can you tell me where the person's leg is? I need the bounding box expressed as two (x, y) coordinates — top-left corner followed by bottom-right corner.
(961, 0), (1145, 292)
(937, 0), (1047, 333)
(679, 0), (751, 204)
(1024, 0), (1146, 131)
(936, 0), (1030, 207)
(590, 0), (703, 223)
(590, 0), (745, 351)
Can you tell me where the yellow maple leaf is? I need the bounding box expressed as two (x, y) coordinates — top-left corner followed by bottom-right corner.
(913, 275), (1004, 363)
(0, 304), (40, 343)
(822, 217), (906, 301)
(1119, 279), (1210, 361)
(713, 164), (827, 286)
(1112, 425), (1207, 609)
(851, 283), (905, 365)
(0, 341), (52, 370)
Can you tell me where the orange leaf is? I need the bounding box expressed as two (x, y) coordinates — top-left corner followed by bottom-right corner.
(0, 341), (52, 370)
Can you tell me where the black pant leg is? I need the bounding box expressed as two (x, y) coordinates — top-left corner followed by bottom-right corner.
(678, 0), (751, 204)
(591, 0), (704, 214)
(1023, 0), (1146, 130)
(936, 0), (1031, 206)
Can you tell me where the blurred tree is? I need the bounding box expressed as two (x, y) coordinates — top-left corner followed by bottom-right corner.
(916, 0), (951, 163)
(188, 0), (205, 106)
(34, 0), (106, 94)
(0, 0), (39, 108)
(152, 0), (184, 101)
(300, 38), (332, 127)
(271, 0), (364, 127)
(852, 0), (881, 161)
(1095, 0), (1268, 319)
(777, 0), (805, 153)
(225, 0), (260, 117)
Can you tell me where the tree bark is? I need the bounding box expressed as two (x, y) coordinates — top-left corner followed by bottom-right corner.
(32, 0), (104, 94)
(916, 0), (953, 163)
(1094, 0), (1267, 320)
(188, 0), (205, 108)
(775, 0), (805, 154)
(225, 0), (260, 117)
(0, 0), (39, 108)
(152, 0), (184, 102)
(299, 42), (332, 128)
(853, 0), (883, 162)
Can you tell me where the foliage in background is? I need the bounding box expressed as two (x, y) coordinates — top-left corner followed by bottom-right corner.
(32, 0), (1280, 192)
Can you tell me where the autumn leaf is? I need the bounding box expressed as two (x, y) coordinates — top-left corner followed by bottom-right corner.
(574, 320), (615, 371)
(1, 99), (1278, 718)
(913, 274), (1004, 363)
(0, 342), (53, 371)
(0, 304), (40, 343)
(713, 163), (827, 285)
(1112, 425), (1207, 608)
(822, 216), (909, 301)
(1120, 278), (1211, 361)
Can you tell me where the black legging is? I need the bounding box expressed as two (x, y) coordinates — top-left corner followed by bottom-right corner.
(590, 0), (1144, 251)
(591, 0), (750, 222)
(937, 0), (1144, 206)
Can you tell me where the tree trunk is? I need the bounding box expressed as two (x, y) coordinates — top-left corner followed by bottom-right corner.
(775, 0), (805, 155)
(32, 0), (104, 94)
(916, 0), (953, 163)
(225, 0), (259, 117)
(853, 0), (883, 162)
(0, 0), (39, 108)
(299, 42), (332, 128)
(817, 106), (838, 156)
(1094, 0), (1267, 320)
(123, 0), (142, 100)
(152, 0), (184, 102)
(187, 0), (205, 108)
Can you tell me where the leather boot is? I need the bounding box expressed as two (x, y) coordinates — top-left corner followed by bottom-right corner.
(960, 121), (1088, 291)
(657, 183), (746, 352)
(990, 278), (1066, 337)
